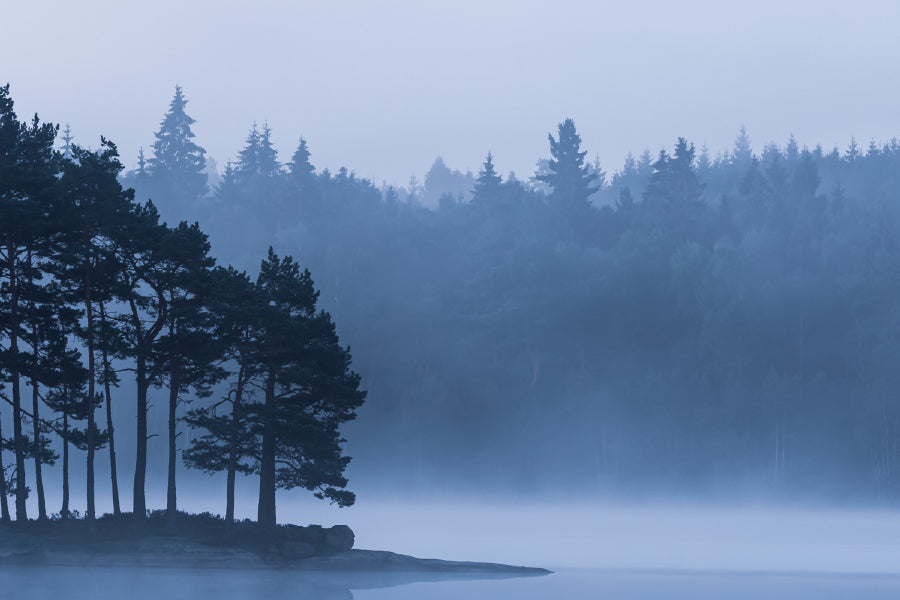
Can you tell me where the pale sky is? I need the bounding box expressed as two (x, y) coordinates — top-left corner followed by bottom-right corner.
(4, 0), (900, 186)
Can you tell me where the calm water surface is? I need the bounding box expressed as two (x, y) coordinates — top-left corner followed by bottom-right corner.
(4, 566), (900, 600)
(7, 504), (900, 598)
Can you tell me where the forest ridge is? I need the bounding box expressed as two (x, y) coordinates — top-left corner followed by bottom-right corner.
(4, 82), (900, 521)
(166, 89), (898, 503)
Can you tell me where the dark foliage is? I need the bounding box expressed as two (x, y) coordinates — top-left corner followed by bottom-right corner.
(0, 84), (365, 526)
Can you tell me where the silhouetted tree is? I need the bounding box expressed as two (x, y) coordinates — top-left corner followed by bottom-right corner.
(20, 276), (67, 521)
(472, 152), (502, 206)
(109, 200), (170, 520)
(57, 139), (134, 521)
(149, 222), (223, 526)
(183, 267), (262, 524)
(145, 86), (208, 217)
(536, 118), (599, 231)
(41, 341), (90, 520)
(289, 137), (315, 182)
(0, 85), (58, 521)
(254, 249), (365, 528)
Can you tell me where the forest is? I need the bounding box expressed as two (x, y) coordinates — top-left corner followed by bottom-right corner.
(4, 81), (900, 526)
(0, 84), (365, 525)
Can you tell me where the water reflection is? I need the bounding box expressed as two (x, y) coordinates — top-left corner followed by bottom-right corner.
(8, 565), (900, 600)
(0, 565), (543, 600)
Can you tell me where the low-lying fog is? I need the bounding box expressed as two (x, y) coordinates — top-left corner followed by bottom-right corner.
(14, 495), (900, 599)
(174, 495), (900, 574)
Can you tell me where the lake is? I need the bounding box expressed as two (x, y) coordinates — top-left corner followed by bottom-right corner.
(4, 565), (900, 599)
(6, 502), (900, 598)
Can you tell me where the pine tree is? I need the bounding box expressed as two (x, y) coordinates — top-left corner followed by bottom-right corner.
(472, 152), (502, 206)
(40, 339), (92, 520)
(108, 200), (170, 520)
(183, 266), (263, 524)
(670, 138), (703, 204)
(149, 222), (223, 526)
(56, 139), (134, 521)
(236, 122), (262, 180)
(406, 174), (423, 204)
(21, 275), (67, 521)
(146, 86), (208, 215)
(0, 85), (59, 521)
(733, 126), (753, 169)
(536, 118), (599, 221)
(697, 144), (712, 174)
(253, 249), (365, 528)
(289, 137), (315, 182)
(644, 138), (703, 206)
(846, 136), (860, 162)
(786, 134), (800, 162)
(258, 121), (280, 178)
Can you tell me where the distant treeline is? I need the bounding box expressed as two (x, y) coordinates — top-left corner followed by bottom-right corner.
(0, 84), (365, 525)
(12, 82), (900, 508)
(132, 87), (900, 503)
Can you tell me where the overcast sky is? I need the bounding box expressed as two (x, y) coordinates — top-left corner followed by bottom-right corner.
(3, 1), (900, 186)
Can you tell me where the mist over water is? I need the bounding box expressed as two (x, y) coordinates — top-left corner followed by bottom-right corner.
(7, 501), (900, 598)
(5, 3), (900, 598)
(271, 500), (900, 573)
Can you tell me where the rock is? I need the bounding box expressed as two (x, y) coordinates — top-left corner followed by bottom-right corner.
(323, 525), (354, 553)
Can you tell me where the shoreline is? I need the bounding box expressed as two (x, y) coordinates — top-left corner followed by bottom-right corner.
(0, 546), (551, 577)
(0, 520), (550, 577)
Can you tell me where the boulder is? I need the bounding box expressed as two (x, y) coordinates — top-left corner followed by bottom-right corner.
(323, 525), (354, 553)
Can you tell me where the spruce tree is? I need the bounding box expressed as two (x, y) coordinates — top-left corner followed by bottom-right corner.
(472, 152), (502, 206)
(236, 122), (262, 181)
(289, 137), (315, 182)
(733, 125), (753, 169)
(258, 121), (280, 178)
(536, 118), (599, 223)
(146, 86), (208, 216)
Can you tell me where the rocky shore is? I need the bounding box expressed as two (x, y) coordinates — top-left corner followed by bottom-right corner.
(0, 515), (550, 577)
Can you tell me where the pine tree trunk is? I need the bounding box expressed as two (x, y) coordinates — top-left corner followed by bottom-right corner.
(0, 410), (10, 523)
(85, 265), (96, 522)
(130, 292), (165, 522)
(9, 257), (27, 522)
(28, 254), (47, 520)
(61, 407), (69, 519)
(99, 301), (121, 517)
(257, 369), (277, 528)
(166, 364), (180, 527)
(226, 364), (246, 524)
(31, 376), (46, 520)
(134, 352), (148, 520)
